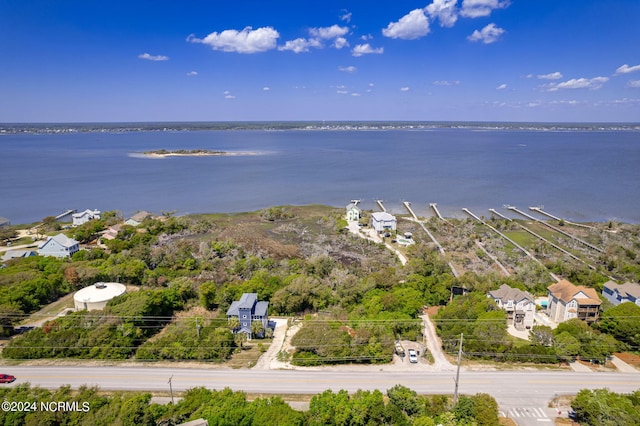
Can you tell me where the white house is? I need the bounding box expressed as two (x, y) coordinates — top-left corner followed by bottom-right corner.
(488, 284), (536, 329)
(602, 281), (640, 306)
(371, 211), (396, 233)
(346, 203), (361, 221)
(72, 209), (101, 226)
(38, 233), (80, 258)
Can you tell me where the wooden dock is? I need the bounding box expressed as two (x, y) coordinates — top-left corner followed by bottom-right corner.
(529, 207), (595, 230)
(489, 209), (511, 221)
(508, 206), (603, 253)
(403, 201), (459, 277)
(430, 203), (445, 220)
(375, 200), (386, 212)
(462, 208), (559, 281)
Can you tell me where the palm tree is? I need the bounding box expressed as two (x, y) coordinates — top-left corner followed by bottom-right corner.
(227, 316), (239, 333)
(250, 320), (264, 339)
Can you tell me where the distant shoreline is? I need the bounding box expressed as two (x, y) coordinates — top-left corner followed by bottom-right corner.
(140, 149), (261, 158)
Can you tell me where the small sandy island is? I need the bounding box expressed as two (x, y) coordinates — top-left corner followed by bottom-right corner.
(139, 149), (262, 158)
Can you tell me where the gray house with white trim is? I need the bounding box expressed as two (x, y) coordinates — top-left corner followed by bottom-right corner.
(371, 211), (396, 233)
(226, 293), (269, 339)
(38, 233), (80, 258)
(602, 280), (640, 306)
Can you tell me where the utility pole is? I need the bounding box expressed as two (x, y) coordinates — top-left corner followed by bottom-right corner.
(195, 317), (201, 339)
(453, 333), (463, 406)
(168, 375), (174, 405)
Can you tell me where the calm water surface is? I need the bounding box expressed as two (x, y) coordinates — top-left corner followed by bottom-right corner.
(1, 129), (638, 224)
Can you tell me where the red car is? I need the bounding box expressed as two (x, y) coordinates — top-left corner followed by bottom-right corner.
(0, 374), (16, 383)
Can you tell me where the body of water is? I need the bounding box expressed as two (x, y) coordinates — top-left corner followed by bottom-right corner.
(1, 127), (639, 224)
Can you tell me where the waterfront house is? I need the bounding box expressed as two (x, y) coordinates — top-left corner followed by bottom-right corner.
(226, 293), (269, 339)
(100, 224), (122, 241)
(72, 209), (101, 226)
(38, 233), (80, 258)
(125, 211), (152, 227)
(488, 284), (535, 329)
(547, 279), (601, 324)
(346, 203), (361, 221)
(371, 212), (397, 233)
(602, 280), (640, 306)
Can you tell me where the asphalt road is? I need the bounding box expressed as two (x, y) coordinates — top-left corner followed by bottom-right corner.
(5, 366), (638, 409)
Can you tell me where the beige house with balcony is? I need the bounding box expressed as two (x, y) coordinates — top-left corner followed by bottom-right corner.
(547, 279), (601, 324)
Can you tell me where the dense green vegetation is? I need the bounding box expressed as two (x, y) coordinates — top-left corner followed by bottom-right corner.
(0, 384), (501, 426)
(436, 294), (621, 363)
(571, 388), (640, 426)
(2, 206), (640, 366)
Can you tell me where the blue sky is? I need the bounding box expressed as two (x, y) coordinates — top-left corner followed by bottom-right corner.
(1, 0), (639, 122)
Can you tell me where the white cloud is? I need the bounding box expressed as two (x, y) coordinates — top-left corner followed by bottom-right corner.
(433, 80), (460, 86)
(351, 93), (361, 97)
(138, 53), (169, 61)
(278, 37), (321, 53)
(338, 65), (357, 73)
(626, 80), (640, 88)
(361, 34), (373, 41)
(545, 76), (609, 91)
(223, 91), (235, 99)
(400, 86), (410, 91)
(337, 90), (349, 95)
(460, 0), (510, 18)
(496, 83), (507, 90)
(467, 23), (505, 44)
(186, 71), (198, 76)
(615, 64), (640, 75)
(523, 73), (534, 79)
(340, 10), (352, 23)
(187, 26), (279, 54)
(309, 25), (349, 39)
(352, 43), (384, 57)
(426, 0), (459, 27)
(333, 37), (349, 49)
(262, 87), (271, 91)
(382, 9), (430, 40)
(537, 71), (563, 80)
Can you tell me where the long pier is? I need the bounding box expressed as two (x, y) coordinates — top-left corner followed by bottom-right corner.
(529, 207), (596, 230)
(488, 209), (511, 221)
(375, 200), (386, 212)
(429, 203), (445, 220)
(463, 208), (559, 281)
(475, 241), (511, 276)
(403, 202), (459, 277)
(507, 206), (604, 253)
(515, 222), (596, 270)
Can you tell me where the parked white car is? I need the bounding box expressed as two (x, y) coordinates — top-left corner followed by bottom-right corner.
(408, 349), (418, 363)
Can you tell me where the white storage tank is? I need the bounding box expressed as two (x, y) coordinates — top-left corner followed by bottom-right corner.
(74, 282), (126, 311)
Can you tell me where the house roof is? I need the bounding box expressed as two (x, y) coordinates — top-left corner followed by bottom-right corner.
(488, 284), (534, 304)
(1, 250), (37, 262)
(254, 301), (269, 317)
(548, 279), (601, 306)
(603, 280), (640, 299)
(346, 203), (361, 211)
(40, 233), (79, 249)
(371, 212), (396, 222)
(227, 293), (257, 316)
(73, 209), (100, 218)
(128, 211), (152, 223)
